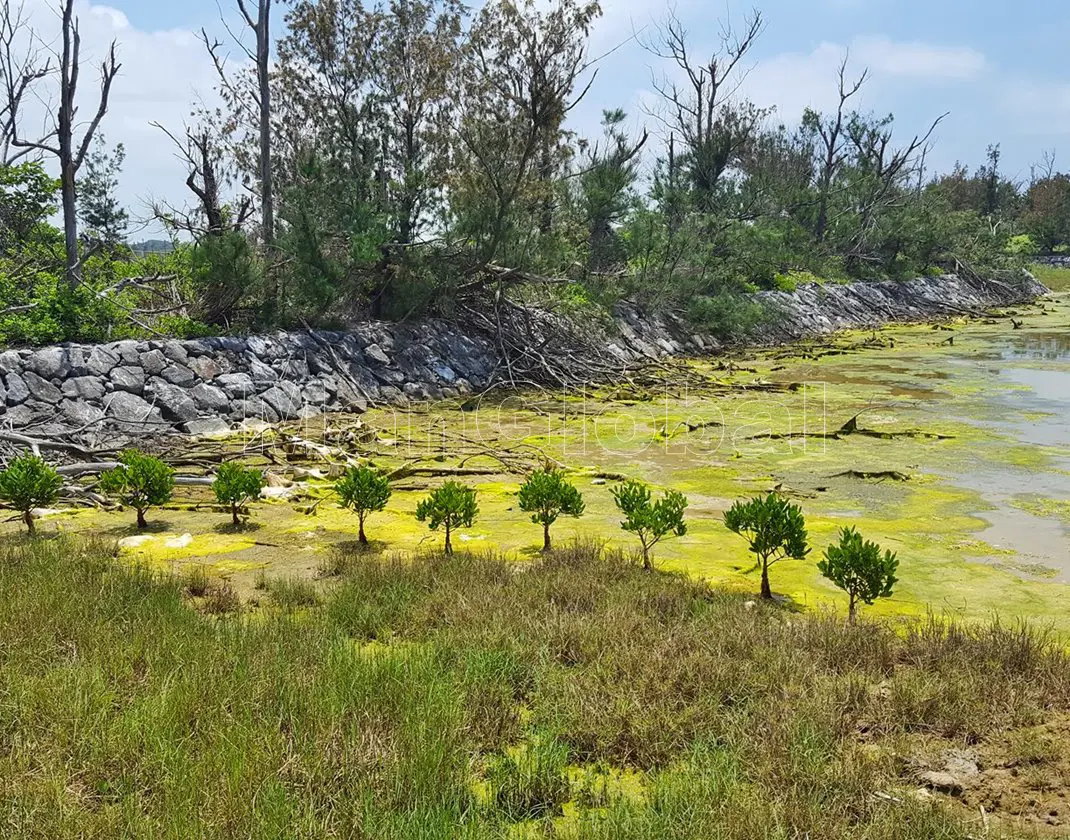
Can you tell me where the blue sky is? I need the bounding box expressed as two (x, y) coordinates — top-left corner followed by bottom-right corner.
(19, 0), (1070, 233)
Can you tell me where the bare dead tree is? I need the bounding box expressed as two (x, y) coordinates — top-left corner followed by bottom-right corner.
(150, 121), (251, 239)
(201, 0), (273, 247)
(0, 1), (53, 165)
(805, 54), (868, 244)
(11, 0), (120, 289)
(643, 8), (766, 211)
(845, 110), (948, 267)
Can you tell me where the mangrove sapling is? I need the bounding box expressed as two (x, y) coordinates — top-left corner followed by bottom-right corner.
(0, 454), (63, 535)
(724, 493), (810, 600)
(98, 450), (175, 530)
(517, 467), (585, 551)
(212, 463), (265, 526)
(415, 480), (478, 555)
(335, 465), (392, 545)
(818, 526), (899, 623)
(611, 480), (688, 571)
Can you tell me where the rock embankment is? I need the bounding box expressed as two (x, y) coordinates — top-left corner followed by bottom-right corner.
(0, 271), (1048, 440)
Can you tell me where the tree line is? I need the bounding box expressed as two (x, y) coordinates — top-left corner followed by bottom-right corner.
(1, 0), (1068, 346)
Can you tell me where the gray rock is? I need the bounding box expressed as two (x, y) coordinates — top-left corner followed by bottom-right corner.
(114, 340), (141, 365)
(260, 382), (302, 419)
(247, 335), (282, 358)
(333, 377), (368, 412)
(160, 363), (197, 387)
(22, 371), (63, 404)
(216, 372), (256, 397)
(61, 376), (106, 401)
(188, 356), (222, 380)
(189, 383), (230, 412)
(0, 377), (5, 405)
(248, 357), (278, 384)
(86, 346), (120, 377)
(278, 357), (310, 379)
(301, 379), (331, 406)
(0, 349), (23, 375)
(162, 343), (189, 365)
(432, 362), (457, 383)
(110, 366), (146, 395)
(104, 391), (162, 424)
(230, 396), (279, 424)
(5, 403), (39, 427)
(140, 349), (168, 376)
(184, 417), (231, 436)
(26, 346), (71, 380)
(5, 372), (30, 405)
(61, 399), (106, 426)
(364, 343), (391, 365)
(149, 380), (200, 422)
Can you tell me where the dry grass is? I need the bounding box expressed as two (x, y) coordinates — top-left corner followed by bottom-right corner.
(2, 535), (1068, 837)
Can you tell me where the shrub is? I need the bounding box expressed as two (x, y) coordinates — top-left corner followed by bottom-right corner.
(99, 450), (175, 530)
(212, 463), (265, 526)
(0, 454), (63, 535)
(723, 492), (809, 600)
(335, 465), (392, 545)
(818, 527), (899, 623)
(610, 480), (687, 571)
(415, 480), (478, 555)
(517, 467), (585, 551)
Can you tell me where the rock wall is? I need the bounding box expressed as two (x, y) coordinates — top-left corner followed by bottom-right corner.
(0, 271), (1047, 440)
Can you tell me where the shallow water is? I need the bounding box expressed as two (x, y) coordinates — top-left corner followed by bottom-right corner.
(16, 294), (1070, 628)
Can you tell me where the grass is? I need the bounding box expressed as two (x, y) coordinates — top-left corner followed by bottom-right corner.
(3, 536), (1070, 837)
(1029, 263), (1070, 291)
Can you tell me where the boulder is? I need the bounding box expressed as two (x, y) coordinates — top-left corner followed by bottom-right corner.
(22, 371), (63, 404)
(248, 357), (278, 384)
(216, 372), (256, 397)
(160, 363), (197, 387)
(149, 380), (200, 422)
(162, 343), (189, 365)
(364, 343), (391, 365)
(61, 399), (106, 426)
(230, 396), (280, 424)
(110, 366), (146, 395)
(86, 346), (120, 377)
(189, 383), (231, 412)
(188, 356), (222, 380)
(4, 372), (30, 405)
(61, 376), (106, 401)
(26, 346), (71, 380)
(140, 349), (168, 375)
(260, 382), (302, 419)
(104, 391), (162, 424)
(184, 417), (231, 436)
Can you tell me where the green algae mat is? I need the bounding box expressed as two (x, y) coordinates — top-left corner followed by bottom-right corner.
(14, 294), (1070, 630)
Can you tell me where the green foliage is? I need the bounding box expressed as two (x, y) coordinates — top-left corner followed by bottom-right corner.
(0, 454), (63, 535)
(0, 162), (59, 250)
(335, 466), (393, 544)
(212, 463), (265, 526)
(686, 292), (768, 341)
(77, 135), (129, 250)
(724, 493), (810, 599)
(415, 480), (478, 555)
(611, 480), (687, 570)
(99, 450), (175, 530)
(517, 468), (585, 551)
(818, 527), (899, 622)
(190, 231), (260, 326)
(485, 735), (571, 820)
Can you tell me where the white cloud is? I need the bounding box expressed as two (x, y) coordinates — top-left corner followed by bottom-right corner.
(16, 0), (227, 237)
(851, 36), (985, 81)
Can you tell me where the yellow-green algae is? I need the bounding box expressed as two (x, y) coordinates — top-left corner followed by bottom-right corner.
(7, 292), (1070, 630)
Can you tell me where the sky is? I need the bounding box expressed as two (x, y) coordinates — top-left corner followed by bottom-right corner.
(11, 0), (1070, 238)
